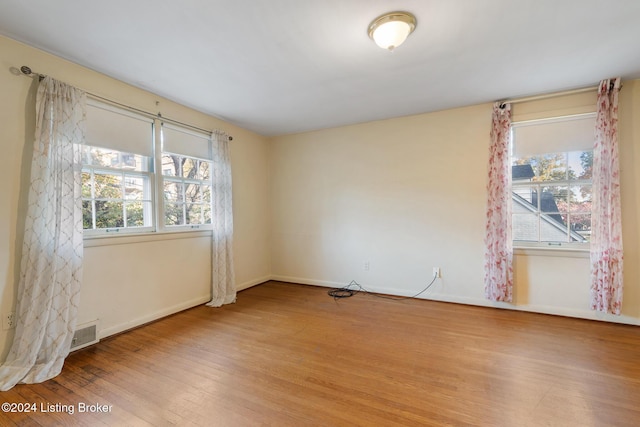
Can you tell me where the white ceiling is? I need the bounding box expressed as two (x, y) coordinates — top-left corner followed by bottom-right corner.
(1, 0), (640, 136)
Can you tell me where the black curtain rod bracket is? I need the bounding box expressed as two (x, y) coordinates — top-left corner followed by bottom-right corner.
(20, 65), (45, 81)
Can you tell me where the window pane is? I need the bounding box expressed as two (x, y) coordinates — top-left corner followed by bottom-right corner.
(570, 185), (592, 213)
(513, 214), (539, 241)
(186, 204), (202, 225)
(142, 201), (153, 227)
(202, 185), (211, 203)
(124, 176), (145, 200)
(531, 153), (567, 181)
(95, 201), (123, 228)
(162, 154), (181, 176)
(82, 200), (94, 229)
(568, 151), (592, 180)
(185, 182), (201, 203)
(512, 185), (536, 206)
(182, 158), (197, 178)
(540, 219), (569, 243)
(164, 180), (184, 202)
(125, 201), (145, 226)
(81, 172), (92, 198)
(81, 145), (91, 165)
(88, 147), (119, 168)
(83, 169), (152, 231)
(85, 146), (150, 172)
(165, 203), (184, 226)
(203, 204), (211, 224)
(120, 153), (149, 172)
(539, 186), (568, 214)
(198, 161), (211, 180)
(94, 173), (122, 199)
(570, 214), (591, 242)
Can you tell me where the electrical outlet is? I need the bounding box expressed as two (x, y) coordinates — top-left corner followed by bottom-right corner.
(3, 312), (16, 330)
(363, 261), (370, 271)
(433, 267), (441, 278)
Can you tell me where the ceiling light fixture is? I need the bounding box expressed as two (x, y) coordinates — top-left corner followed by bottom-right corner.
(368, 11), (416, 51)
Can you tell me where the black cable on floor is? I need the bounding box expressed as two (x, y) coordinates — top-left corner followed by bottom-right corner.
(328, 275), (437, 301)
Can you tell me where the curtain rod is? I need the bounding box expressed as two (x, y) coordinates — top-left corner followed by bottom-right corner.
(18, 65), (233, 141)
(500, 85), (599, 106)
(500, 79), (623, 106)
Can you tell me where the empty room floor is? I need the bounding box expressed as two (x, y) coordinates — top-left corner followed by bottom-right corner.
(1, 281), (638, 426)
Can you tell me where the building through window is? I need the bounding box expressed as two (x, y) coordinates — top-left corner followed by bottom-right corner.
(511, 114), (595, 247)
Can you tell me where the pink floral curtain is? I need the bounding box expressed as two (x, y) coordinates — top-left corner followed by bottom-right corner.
(591, 78), (623, 315)
(484, 102), (513, 302)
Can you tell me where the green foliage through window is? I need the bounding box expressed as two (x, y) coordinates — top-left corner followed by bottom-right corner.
(82, 146), (152, 231)
(161, 153), (212, 227)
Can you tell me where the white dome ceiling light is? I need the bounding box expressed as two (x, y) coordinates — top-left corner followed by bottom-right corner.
(368, 11), (417, 51)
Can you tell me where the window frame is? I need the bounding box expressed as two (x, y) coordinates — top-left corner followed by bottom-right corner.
(510, 113), (595, 250)
(82, 99), (157, 236)
(158, 122), (214, 233)
(81, 164), (155, 236)
(82, 99), (215, 239)
(159, 151), (214, 232)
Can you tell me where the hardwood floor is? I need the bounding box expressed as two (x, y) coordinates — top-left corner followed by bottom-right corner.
(1, 281), (639, 426)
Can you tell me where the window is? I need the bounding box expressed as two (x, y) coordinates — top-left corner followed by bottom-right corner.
(82, 102), (155, 234)
(81, 100), (215, 236)
(511, 114), (595, 247)
(81, 147), (153, 233)
(161, 124), (213, 229)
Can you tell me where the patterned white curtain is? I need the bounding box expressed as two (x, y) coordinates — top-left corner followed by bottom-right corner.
(591, 78), (623, 315)
(484, 102), (513, 302)
(0, 77), (85, 390)
(206, 130), (236, 307)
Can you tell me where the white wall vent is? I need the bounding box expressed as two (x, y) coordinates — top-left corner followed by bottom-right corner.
(70, 320), (99, 351)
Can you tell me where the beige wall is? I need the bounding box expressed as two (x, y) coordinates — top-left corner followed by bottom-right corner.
(2, 34), (638, 364)
(0, 36), (272, 358)
(270, 80), (640, 325)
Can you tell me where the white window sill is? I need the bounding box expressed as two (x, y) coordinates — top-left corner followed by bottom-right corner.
(514, 246), (589, 258)
(84, 229), (212, 248)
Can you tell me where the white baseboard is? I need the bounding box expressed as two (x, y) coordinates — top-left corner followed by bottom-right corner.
(270, 275), (345, 289)
(97, 274), (640, 341)
(97, 275), (272, 340)
(237, 275), (272, 291)
(98, 294), (211, 339)
(505, 302), (640, 325)
(270, 275), (640, 326)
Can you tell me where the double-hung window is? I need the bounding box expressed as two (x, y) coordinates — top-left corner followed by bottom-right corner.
(81, 100), (215, 237)
(82, 102), (155, 234)
(160, 124), (213, 230)
(511, 113), (595, 248)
